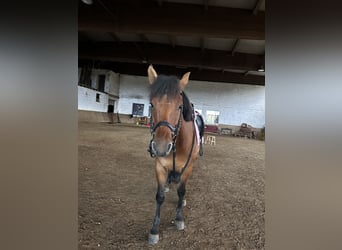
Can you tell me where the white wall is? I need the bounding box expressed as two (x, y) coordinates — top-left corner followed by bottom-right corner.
(117, 74), (265, 128)
(118, 75), (151, 117)
(186, 80), (265, 128)
(89, 69), (120, 97)
(78, 68), (265, 127)
(78, 68), (120, 113)
(78, 86), (108, 112)
(107, 72), (120, 96)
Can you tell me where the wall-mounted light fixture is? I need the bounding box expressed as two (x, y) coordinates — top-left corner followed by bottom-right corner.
(257, 65), (265, 72)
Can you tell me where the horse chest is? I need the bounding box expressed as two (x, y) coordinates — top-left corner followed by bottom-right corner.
(156, 157), (173, 169)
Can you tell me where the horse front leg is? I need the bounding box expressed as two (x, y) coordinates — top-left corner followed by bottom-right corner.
(148, 167), (167, 245)
(164, 172), (171, 193)
(175, 181), (186, 230)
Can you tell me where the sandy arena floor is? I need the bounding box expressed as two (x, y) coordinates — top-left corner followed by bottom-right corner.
(78, 122), (265, 249)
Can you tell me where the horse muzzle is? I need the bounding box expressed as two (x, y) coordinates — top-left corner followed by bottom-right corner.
(149, 140), (173, 158)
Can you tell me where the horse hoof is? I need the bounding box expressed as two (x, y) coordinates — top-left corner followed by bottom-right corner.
(175, 220), (185, 230)
(164, 186), (169, 193)
(182, 199), (186, 207)
(148, 233), (159, 245)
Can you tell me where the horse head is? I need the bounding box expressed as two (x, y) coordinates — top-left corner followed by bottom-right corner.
(148, 65), (190, 157)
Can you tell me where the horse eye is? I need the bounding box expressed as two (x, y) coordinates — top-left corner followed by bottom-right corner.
(150, 103), (154, 108)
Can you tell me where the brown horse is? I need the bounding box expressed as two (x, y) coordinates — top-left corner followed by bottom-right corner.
(147, 65), (203, 244)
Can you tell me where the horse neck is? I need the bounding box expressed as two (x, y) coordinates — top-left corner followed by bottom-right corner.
(176, 118), (194, 149)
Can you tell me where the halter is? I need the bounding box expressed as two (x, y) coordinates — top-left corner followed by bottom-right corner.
(148, 104), (183, 158)
(148, 95), (196, 184)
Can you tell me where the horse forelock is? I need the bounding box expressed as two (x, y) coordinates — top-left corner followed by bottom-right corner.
(149, 74), (194, 122)
(149, 75), (180, 101)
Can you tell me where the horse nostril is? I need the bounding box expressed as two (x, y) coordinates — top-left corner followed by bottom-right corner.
(166, 143), (173, 154)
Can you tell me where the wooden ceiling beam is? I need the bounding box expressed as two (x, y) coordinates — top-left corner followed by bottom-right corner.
(79, 2), (264, 40)
(168, 36), (177, 48)
(107, 32), (122, 43)
(231, 38), (240, 55)
(79, 42), (264, 72)
(139, 34), (150, 43)
(200, 37), (206, 51)
(132, 42), (149, 64)
(78, 60), (265, 85)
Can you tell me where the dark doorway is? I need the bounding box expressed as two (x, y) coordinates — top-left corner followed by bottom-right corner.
(98, 74), (105, 92)
(107, 105), (114, 113)
(108, 99), (115, 113)
(107, 99), (116, 123)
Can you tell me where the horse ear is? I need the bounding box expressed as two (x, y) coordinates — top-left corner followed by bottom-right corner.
(147, 65), (158, 84)
(179, 72), (191, 90)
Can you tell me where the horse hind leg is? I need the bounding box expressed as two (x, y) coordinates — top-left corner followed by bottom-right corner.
(175, 182), (186, 230)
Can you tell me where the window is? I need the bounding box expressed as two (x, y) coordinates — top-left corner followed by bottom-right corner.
(96, 93), (100, 102)
(206, 110), (219, 124)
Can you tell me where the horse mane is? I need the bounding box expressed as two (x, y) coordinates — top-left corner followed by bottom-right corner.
(181, 91), (194, 122)
(149, 74), (194, 122)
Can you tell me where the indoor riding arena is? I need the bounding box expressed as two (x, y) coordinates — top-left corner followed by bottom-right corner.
(78, 122), (265, 249)
(78, 0), (265, 249)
